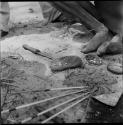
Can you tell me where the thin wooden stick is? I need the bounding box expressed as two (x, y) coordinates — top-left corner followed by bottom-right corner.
(1, 79), (15, 83)
(10, 86), (88, 94)
(1, 89), (87, 114)
(23, 44), (53, 60)
(41, 94), (90, 123)
(21, 92), (90, 123)
(1, 83), (18, 87)
(45, 86), (87, 91)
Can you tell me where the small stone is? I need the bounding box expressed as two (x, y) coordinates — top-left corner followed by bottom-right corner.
(107, 62), (123, 75)
(28, 8), (34, 13)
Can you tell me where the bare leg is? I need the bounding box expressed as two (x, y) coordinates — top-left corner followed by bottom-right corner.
(49, 1), (109, 53)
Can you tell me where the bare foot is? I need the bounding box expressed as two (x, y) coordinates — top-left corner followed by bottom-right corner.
(81, 29), (109, 53)
(97, 34), (123, 56)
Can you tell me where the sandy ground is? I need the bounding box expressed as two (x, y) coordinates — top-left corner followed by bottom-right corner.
(1, 2), (123, 123)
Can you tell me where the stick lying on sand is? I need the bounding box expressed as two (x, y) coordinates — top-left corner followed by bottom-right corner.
(41, 94), (90, 123)
(10, 86), (88, 94)
(23, 44), (53, 60)
(21, 92), (90, 123)
(1, 88), (87, 114)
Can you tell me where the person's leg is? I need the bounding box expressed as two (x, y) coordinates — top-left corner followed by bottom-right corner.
(49, 1), (100, 24)
(77, 1), (100, 20)
(49, 1), (109, 53)
(0, 2), (10, 37)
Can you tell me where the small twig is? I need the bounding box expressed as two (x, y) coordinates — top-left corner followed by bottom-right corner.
(1, 86), (9, 109)
(10, 86), (88, 94)
(49, 86), (87, 90)
(1, 89), (87, 114)
(55, 48), (68, 54)
(1, 83), (18, 88)
(41, 94), (90, 123)
(1, 79), (15, 83)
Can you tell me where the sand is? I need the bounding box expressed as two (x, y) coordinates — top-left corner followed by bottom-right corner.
(1, 2), (123, 123)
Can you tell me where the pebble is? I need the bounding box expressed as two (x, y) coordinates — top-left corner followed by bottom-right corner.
(107, 62), (123, 75)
